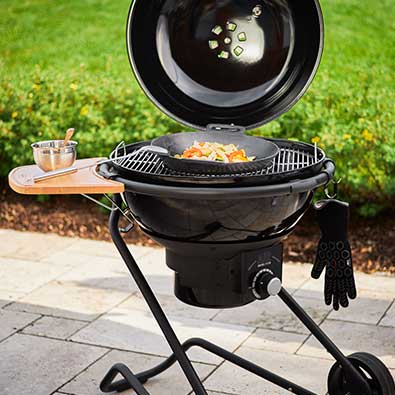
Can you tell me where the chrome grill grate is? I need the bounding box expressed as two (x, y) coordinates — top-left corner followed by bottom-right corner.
(109, 141), (324, 179)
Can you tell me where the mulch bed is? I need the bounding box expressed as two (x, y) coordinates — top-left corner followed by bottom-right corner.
(1, 184), (394, 274)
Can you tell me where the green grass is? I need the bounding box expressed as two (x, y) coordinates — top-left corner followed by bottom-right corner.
(0, 0), (131, 77)
(0, 0), (394, 214)
(1, 0), (394, 80)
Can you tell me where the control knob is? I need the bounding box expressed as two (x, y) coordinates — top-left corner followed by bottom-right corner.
(251, 268), (282, 299)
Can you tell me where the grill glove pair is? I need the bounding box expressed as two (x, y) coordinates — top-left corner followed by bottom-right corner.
(311, 199), (357, 311)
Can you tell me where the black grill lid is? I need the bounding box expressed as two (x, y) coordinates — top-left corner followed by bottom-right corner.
(127, 0), (324, 131)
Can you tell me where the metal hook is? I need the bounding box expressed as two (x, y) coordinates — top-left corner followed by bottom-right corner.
(324, 178), (342, 199)
(114, 141), (126, 158)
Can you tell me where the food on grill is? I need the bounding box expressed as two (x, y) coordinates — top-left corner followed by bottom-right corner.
(175, 141), (256, 163)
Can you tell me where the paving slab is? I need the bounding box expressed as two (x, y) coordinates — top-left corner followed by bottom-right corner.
(52, 248), (173, 295)
(54, 248), (174, 296)
(212, 296), (332, 334)
(0, 230), (76, 261)
(293, 274), (326, 300)
(0, 333), (107, 395)
(116, 293), (220, 321)
(0, 289), (25, 308)
(296, 272), (395, 301)
(327, 289), (393, 325)
(204, 346), (332, 395)
(0, 230), (394, 395)
(297, 320), (395, 369)
(58, 237), (153, 260)
(71, 307), (254, 364)
(0, 257), (72, 294)
(380, 301), (395, 327)
(61, 349), (215, 395)
(0, 309), (40, 341)
(241, 328), (307, 354)
(135, 248), (175, 296)
(354, 271), (395, 296)
(41, 250), (118, 270)
(281, 262), (312, 293)
(53, 255), (137, 293)
(6, 280), (131, 321)
(22, 316), (87, 340)
(41, 244), (152, 274)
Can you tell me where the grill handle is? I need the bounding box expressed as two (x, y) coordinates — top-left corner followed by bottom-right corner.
(105, 159), (336, 199)
(291, 159), (335, 193)
(206, 124), (246, 133)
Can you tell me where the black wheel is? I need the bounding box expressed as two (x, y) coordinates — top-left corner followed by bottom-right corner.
(328, 352), (395, 395)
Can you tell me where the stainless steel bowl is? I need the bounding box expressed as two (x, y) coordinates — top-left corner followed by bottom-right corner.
(31, 140), (78, 172)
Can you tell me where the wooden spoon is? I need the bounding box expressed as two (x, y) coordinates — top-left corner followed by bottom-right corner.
(53, 128), (74, 152)
(62, 128), (74, 147)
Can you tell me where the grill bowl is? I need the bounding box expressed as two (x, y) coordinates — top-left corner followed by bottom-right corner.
(32, 140), (77, 172)
(124, 191), (313, 243)
(101, 139), (331, 243)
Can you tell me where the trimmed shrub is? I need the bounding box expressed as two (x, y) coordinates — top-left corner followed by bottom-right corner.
(1, 65), (394, 215)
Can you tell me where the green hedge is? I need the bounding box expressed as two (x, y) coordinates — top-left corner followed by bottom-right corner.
(0, 66), (394, 216)
(0, 68), (179, 168)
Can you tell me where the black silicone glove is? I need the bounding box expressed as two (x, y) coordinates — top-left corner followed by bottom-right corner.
(311, 199), (357, 310)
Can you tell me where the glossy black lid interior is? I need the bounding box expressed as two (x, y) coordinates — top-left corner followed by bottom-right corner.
(127, 0), (323, 130)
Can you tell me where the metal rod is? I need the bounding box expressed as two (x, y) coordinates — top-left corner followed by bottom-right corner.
(278, 288), (371, 394)
(32, 166), (78, 182)
(108, 195), (208, 395)
(81, 193), (114, 212)
(80, 193), (134, 225)
(193, 339), (317, 395)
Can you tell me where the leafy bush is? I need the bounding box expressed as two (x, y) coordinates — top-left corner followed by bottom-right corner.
(258, 70), (395, 215)
(0, 67), (180, 175)
(0, 66), (394, 216)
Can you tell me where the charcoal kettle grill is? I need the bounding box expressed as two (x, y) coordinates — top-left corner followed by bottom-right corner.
(7, 0), (395, 394)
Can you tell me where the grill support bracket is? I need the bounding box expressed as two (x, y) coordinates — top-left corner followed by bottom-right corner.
(99, 194), (370, 395)
(81, 193), (135, 232)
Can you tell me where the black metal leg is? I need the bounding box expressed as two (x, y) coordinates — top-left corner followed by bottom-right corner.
(102, 337), (318, 395)
(279, 288), (371, 394)
(100, 363), (150, 394)
(104, 195), (208, 395)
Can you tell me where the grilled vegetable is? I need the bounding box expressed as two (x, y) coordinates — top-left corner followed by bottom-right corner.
(175, 141), (256, 163)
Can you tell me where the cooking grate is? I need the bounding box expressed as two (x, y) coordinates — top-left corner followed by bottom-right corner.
(109, 140), (324, 180)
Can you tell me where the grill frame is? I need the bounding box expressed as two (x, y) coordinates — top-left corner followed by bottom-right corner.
(106, 138), (326, 187)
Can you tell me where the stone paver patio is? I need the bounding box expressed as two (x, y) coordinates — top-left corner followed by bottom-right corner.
(0, 229), (394, 395)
